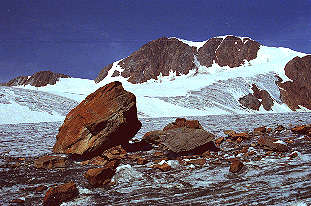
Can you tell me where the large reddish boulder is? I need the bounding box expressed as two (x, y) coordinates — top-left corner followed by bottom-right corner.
(278, 55), (311, 110)
(53, 81), (141, 159)
(43, 182), (79, 206)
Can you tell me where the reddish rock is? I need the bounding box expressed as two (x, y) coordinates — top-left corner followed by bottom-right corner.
(11, 198), (25, 204)
(258, 136), (289, 152)
(137, 157), (148, 165)
(34, 156), (68, 169)
(35, 185), (48, 192)
(291, 125), (311, 134)
(53, 81), (141, 159)
(81, 156), (108, 166)
(84, 160), (119, 187)
(278, 55), (311, 110)
(241, 146), (249, 153)
(102, 145), (127, 160)
(144, 127), (217, 155)
(43, 182), (79, 206)
(215, 137), (225, 145)
(229, 132), (250, 140)
(254, 126), (266, 134)
(163, 118), (203, 131)
(224, 130), (236, 136)
(153, 163), (172, 172)
(229, 158), (244, 173)
(274, 125), (285, 132)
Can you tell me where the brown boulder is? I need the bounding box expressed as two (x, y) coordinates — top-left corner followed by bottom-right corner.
(84, 160), (119, 187)
(43, 182), (79, 206)
(153, 162), (172, 172)
(254, 126), (266, 134)
(102, 145), (127, 160)
(144, 127), (217, 155)
(278, 55), (311, 110)
(53, 81), (141, 159)
(229, 158), (244, 173)
(258, 136), (289, 152)
(163, 118), (203, 131)
(291, 125), (311, 134)
(34, 155), (68, 169)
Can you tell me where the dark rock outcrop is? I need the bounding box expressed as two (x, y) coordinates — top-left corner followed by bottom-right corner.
(53, 81), (141, 159)
(278, 55), (311, 110)
(239, 84), (274, 111)
(95, 36), (261, 84)
(239, 94), (261, 110)
(5, 71), (70, 87)
(215, 36), (260, 68)
(43, 182), (79, 206)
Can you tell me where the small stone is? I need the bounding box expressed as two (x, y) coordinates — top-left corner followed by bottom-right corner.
(43, 182), (79, 206)
(215, 137), (225, 145)
(11, 199), (25, 204)
(229, 158), (244, 173)
(254, 126), (266, 133)
(153, 163), (172, 172)
(35, 185), (48, 192)
(289, 152), (298, 159)
(34, 155), (68, 169)
(137, 158), (148, 165)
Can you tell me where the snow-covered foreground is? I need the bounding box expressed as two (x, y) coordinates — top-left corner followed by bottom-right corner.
(0, 42), (308, 124)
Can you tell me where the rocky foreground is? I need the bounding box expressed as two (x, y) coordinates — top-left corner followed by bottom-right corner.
(1, 81), (311, 205)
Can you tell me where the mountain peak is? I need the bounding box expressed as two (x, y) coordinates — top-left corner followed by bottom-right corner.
(95, 35), (260, 84)
(5, 70), (70, 87)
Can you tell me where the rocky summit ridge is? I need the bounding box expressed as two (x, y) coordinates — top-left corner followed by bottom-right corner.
(95, 35), (260, 84)
(4, 70), (70, 87)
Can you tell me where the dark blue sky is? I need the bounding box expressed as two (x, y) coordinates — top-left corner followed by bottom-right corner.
(0, 0), (310, 82)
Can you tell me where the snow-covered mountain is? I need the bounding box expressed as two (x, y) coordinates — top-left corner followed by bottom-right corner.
(1, 35), (310, 124)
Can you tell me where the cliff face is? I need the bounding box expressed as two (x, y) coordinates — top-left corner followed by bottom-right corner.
(277, 55), (311, 110)
(5, 71), (70, 87)
(95, 35), (261, 84)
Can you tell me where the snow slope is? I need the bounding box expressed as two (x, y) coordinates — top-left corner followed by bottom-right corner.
(1, 38), (308, 124)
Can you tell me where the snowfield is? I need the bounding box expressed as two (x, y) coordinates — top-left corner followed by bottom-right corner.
(0, 38), (309, 124)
